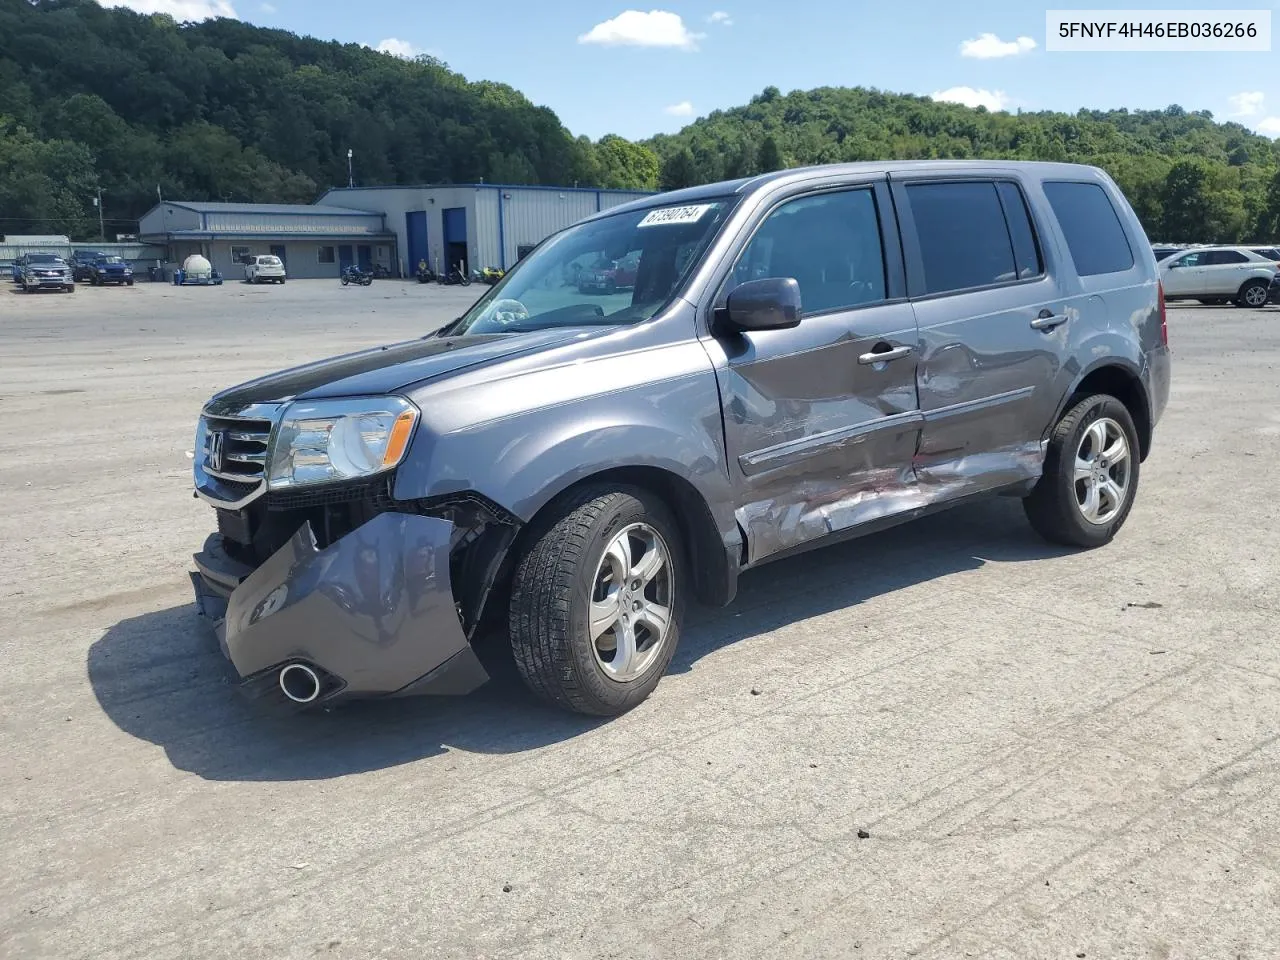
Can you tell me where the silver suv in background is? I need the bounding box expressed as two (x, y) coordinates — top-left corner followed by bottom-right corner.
(1158, 245), (1278, 306)
(18, 253), (75, 293)
(190, 160), (1171, 718)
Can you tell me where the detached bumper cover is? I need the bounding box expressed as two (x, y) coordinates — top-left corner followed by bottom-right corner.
(191, 512), (488, 701)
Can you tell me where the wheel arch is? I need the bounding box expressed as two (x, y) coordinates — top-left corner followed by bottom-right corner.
(1057, 359), (1153, 461)
(515, 465), (741, 610)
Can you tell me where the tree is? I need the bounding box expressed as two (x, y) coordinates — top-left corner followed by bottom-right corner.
(594, 134), (659, 190)
(659, 149), (698, 190)
(757, 135), (783, 173)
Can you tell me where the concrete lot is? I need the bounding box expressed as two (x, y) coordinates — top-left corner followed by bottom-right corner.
(2, 279), (1279, 959)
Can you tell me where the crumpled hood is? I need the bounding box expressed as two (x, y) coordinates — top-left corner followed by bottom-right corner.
(210, 327), (602, 405)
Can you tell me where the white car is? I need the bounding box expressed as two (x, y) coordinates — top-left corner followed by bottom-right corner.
(244, 255), (286, 284)
(1158, 246), (1277, 307)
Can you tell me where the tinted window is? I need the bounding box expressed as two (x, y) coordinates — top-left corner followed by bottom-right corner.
(1204, 250), (1248, 265)
(996, 181), (1042, 279)
(728, 188), (886, 313)
(1251, 248), (1280, 260)
(1173, 252), (1203, 268)
(1042, 181), (1135, 276)
(907, 181), (1017, 295)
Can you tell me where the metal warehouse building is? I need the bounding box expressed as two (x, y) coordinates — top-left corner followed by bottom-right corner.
(318, 184), (655, 277)
(138, 201), (397, 280)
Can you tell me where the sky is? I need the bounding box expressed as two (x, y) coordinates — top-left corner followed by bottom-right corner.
(101, 0), (1280, 142)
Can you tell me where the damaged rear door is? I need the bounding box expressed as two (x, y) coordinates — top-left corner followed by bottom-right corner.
(704, 179), (923, 565)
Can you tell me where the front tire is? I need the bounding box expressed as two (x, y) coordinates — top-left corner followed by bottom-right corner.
(1024, 394), (1140, 548)
(508, 487), (685, 716)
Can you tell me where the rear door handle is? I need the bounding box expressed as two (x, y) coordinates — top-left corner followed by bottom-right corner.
(858, 344), (912, 365)
(1031, 313), (1069, 331)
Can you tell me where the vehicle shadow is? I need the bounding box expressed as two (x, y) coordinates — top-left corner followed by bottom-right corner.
(88, 498), (1071, 782)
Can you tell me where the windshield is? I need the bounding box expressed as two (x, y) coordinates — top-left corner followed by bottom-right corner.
(99, 257), (124, 264)
(260, 256), (281, 265)
(448, 198), (736, 336)
(29, 254), (61, 264)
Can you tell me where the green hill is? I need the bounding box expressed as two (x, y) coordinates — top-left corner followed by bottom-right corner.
(0, 0), (653, 238)
(647, 85), (1280, 243)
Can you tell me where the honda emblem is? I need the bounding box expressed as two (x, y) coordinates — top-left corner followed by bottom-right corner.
(208, 430), (225, 472)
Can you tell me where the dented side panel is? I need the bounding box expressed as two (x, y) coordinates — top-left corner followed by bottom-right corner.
(708, 300), (923, 565)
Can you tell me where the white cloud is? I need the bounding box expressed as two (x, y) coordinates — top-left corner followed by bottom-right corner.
(98, 0), (236, 18)
(1229, 91), (1265, 117)
(959, 33), (1036, 58)
(375, 38), (419, 58)
(578, 10), (704, 50)
(664, 101), (695, 116)
(260, 1), (276, 11)
(931, 86), (1010, 111)
(707, 10), (732, 25)
(1257, 116), (1280, 136)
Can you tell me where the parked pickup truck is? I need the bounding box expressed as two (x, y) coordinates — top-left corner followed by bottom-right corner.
(18, 254), (75, 293)
(88, 256), (134, 286)
(190, 160), (1171, 718)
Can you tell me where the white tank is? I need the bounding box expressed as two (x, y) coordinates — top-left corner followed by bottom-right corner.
(182, 254), (212, 280)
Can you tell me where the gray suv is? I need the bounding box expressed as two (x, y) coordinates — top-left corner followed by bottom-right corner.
(191, 161), (1172, 717)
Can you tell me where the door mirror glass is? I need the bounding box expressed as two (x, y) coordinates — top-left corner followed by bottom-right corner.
(722, 277), (802, 331)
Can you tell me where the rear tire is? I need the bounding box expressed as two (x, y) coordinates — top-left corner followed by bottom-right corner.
(1024, 394), (1140, 548)
(508, 486), (684, 716)
(1237, 279), (1269, 308)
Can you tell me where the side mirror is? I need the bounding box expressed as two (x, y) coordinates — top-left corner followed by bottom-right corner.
(1167, 260), (1182, 269)
(720, 277), (802, 332)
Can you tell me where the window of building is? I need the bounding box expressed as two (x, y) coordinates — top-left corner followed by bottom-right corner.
(1042, 181), (1135, 276)
(230, 246), (251, 264)
(516, 244), (536, 261)
(727, 188), (886, 314)
(318, 246), (336, 264)
(907, 181), (1019, 295)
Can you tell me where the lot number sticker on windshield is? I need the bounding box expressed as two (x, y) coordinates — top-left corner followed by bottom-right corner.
(638, 204), (713, 227)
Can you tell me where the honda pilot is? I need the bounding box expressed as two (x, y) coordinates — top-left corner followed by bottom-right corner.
(190, 161), (1172, 717)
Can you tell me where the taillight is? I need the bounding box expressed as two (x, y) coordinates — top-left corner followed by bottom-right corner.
(1158, 281), (1168, 346)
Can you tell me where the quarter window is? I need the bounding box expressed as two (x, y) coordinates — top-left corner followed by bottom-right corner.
(906, 181), (1021, 295)
(1042, 181), (1135, 276)
(728, 188), (886, 314)
(996, 182), (1043, 279)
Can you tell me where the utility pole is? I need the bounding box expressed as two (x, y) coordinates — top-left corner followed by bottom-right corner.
(347, 149), (354, 188)
(93, 188), (105, 241)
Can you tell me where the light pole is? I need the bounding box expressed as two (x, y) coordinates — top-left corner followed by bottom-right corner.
(347, 149), (354, 188)
(93, 188), (105, 241)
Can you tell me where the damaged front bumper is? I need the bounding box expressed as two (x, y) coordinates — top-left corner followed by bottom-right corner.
(191, 512), (489, 705)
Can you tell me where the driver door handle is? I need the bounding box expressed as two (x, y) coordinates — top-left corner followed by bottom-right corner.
(1031, 313), (1069, 331)
(858, 344), (912, 365)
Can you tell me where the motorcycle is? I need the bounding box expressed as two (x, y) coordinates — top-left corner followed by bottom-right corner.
(436, 265), (472, 286)
(340, 265), (374, 287)
(479, 266), (505, 285)
(415, 264), (437, 284)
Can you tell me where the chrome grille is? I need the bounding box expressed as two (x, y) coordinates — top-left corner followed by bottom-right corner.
(202, 414), (272, 482)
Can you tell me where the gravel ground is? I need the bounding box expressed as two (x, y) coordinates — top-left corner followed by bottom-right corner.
(2, 279), (1278, 960)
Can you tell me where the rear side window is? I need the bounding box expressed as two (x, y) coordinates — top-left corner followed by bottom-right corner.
(906, 181), (1021, 295)
(1042, 181), (1135, 276)
(1204, 250), (1248, 265)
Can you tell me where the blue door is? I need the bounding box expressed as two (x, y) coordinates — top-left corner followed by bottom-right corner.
(338, 245), (353, 271)
(442, 206), (468, 274)
(406, 211), (428, 273)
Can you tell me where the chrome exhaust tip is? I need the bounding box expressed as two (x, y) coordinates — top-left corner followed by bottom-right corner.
(278, 663), (321, 704)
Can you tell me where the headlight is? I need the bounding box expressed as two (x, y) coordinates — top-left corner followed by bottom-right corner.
(267, 396), (418, 489)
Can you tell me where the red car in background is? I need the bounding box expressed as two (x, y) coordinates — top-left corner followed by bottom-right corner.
(577, 251), (640, 294)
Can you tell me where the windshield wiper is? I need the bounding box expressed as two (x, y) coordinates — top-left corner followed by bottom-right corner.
(429, 317), (463, 338)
